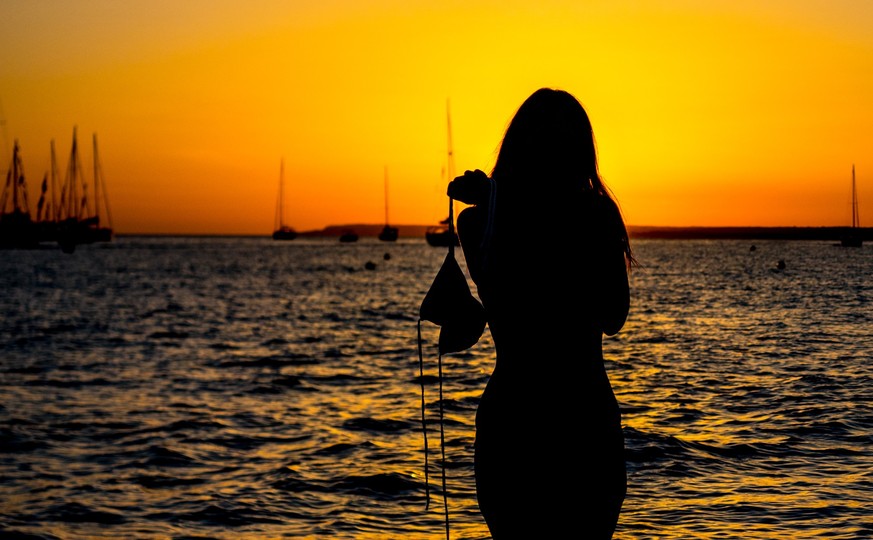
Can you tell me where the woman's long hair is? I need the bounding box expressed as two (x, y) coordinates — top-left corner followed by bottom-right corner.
(491, 87), (635, 268)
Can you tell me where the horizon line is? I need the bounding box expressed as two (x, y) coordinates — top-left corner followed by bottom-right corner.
(112, 223), (872, 238)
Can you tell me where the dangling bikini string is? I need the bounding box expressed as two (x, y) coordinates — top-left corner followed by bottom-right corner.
(417, 195), (454, 540)
(416, 320), (430, 508)
(416, 322), (450, 540)
(440, 197), (453, 539)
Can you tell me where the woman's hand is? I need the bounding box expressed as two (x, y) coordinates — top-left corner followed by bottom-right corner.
(447, 169), (491, 205)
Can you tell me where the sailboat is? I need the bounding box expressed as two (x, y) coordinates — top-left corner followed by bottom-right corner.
(56, 129), (113, 253)
(339, 229), (359, 243)
(425, 215), (459, 247)
(0, 139), (38, 249)
(34, 139), (61, 244)
(840, 164), (862, 248)
(88, 133), (113, 243)
(272, 158), (297, 241)
(426, 100), (460, 248)
(378, 165), (398, 242)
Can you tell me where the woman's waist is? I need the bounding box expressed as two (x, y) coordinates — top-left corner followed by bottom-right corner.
(489, 322), (604, 353)
(477, 367), (621, 428)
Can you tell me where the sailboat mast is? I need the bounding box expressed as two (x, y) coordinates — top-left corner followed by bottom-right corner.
(384, 165), (389, 226)
(96, 134), (113, 230)
(92, 134), (100, 222)
(50, 140), (58, 222)
(275, 158), (285, 230)
(2, 140), (31, 219)
(446, 99), (455, 185)
(279, 159), (284, 228)
(851, 164), (858, 228)
(446, 99), (456, 247)
(62, 127), (82, 221)
(11, 140), (20, 213)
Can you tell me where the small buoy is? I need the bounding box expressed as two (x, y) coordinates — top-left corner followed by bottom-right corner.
(750, 244), (756, 252)
(776, 259), (786, 270)
(364, 261), (377, 270)
(383, 252), (391, 260)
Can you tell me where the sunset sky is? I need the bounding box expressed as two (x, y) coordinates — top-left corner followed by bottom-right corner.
(2, 0), (871, 235)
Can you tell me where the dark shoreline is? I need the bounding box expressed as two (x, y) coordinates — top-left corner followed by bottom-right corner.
(113, 224), (872, 242)
(305, 224), (868, 241)
(626, 225), (872, 241)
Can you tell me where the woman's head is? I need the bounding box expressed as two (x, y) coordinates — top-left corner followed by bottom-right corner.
(491, 87), (635, 267)
(492, 88), (603, 194)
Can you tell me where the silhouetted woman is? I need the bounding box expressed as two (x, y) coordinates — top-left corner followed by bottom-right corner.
(447, 88), (635, 539)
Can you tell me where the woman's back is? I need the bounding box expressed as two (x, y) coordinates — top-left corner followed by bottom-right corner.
(448, 88), (631, 539)
(459, 189), (627, 352)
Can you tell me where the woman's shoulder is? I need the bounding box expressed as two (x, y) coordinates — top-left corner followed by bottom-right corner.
(574, 192), (626, 247)
(584, 190), (618, 212)
(456, 205), (489, 257)
(458, 205), (488, 228)
(584, 192), (622, 224)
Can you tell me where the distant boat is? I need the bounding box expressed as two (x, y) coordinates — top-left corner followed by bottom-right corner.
(378, 224), (398, 242)
(425, 217), (459, 247)
(87, 133), (113, 243)
(2, 130), (112, 252)
(378, 165), (398, 242)
(34, 139), (61, 244)
(840, 164), (862, 248)
(56, 129), (113, 253)
(339, 230), (359, 243)
(426, 99), (460, 248)
(0, 139), (39, 249)
(272, 158), (297, 241)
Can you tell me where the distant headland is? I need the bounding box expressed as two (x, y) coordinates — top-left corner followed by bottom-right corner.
(116, 224), (871, 241)
(626, 225), (872, 241)
(293, 224), (872, 242)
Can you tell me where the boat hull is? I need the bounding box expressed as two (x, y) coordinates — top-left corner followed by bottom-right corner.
(272, 227), (298, 241)
(339, 231), (359, 243)
(378, 225), (398, 242)
(425, 226), (459, 247)
(840, 235), (862, 247)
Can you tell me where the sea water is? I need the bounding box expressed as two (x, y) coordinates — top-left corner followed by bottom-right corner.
(0, 236), (870, 539)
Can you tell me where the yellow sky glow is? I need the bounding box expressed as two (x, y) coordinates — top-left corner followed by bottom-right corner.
(2, 0), (871, 234)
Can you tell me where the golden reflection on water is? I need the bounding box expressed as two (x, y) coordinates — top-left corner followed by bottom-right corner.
(0, 238), (869, 539)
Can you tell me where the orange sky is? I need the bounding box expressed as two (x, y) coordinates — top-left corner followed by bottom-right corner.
(2, 0), (872, 234)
